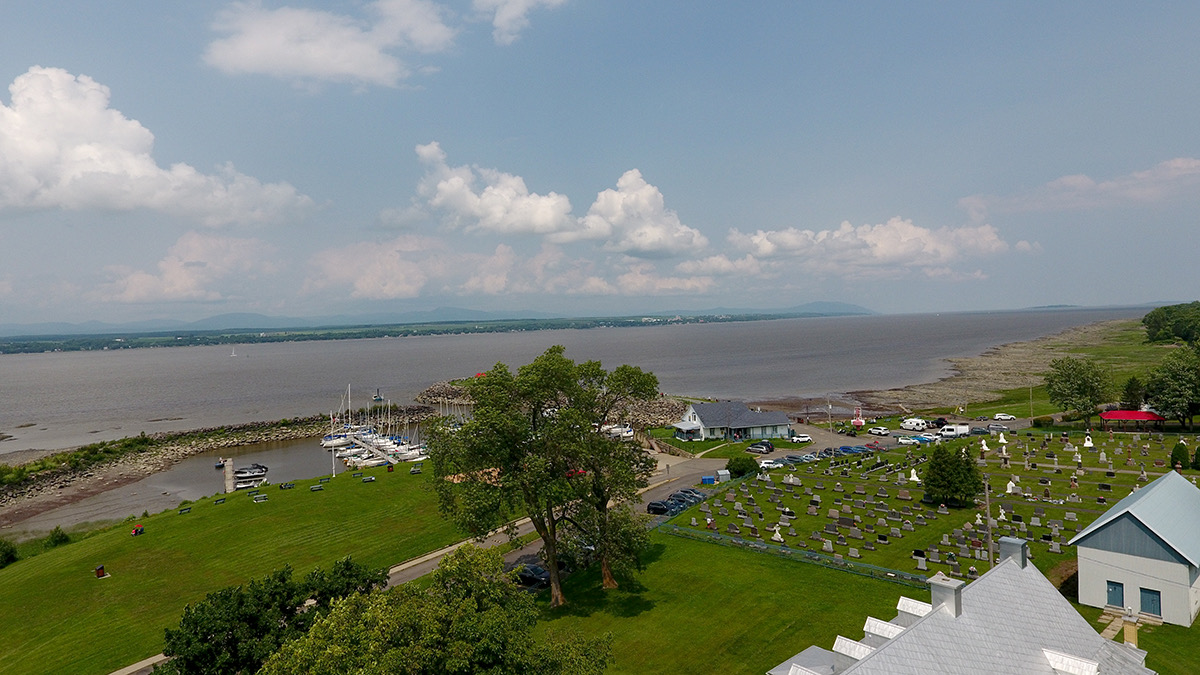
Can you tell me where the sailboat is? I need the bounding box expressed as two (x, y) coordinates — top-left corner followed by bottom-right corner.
(373, 389), (383, 402)
(230, 346), (237, 357)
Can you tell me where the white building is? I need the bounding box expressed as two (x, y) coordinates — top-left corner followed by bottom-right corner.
(672, 401), (791, 442)
(1069, 470), (1200, 627)
(770, 538), (1153, 674)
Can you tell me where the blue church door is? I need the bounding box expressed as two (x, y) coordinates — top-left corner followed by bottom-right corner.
(1140, 588), (1161, 617)
(1106, 580), (1124, 608)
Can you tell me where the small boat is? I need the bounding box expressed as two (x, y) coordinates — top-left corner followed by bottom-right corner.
(372, 389), (383, 402)
(234, 477), (267, 490)
(230, 346), (237, 357)
(214, 458), (225, 469)
(233, 463), (268, 479)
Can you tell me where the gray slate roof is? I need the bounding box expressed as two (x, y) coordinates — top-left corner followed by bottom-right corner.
(838, 558), (1153, 675)
(1068, 470), (1200, 566)
(689, 401), (790, 429)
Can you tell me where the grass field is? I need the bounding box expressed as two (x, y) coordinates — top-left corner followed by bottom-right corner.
(0, 467), (462, 675)
(536, 532), (909, 675)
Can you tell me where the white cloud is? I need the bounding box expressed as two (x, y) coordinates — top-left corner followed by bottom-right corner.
(727, 217), (1009, 280)
(416, 142), (575, 236)
(961, 158), (1200, 221)
(0, 66), (312, 225)
(205, 0), (456, 87)
(97, 231), (271, 302)
(473, 0), (566, 45)
(580, 170), (709, 258)
(306, 234), (444, 299)
(614, 262), (713, 295)
(675, 254), (762, 277)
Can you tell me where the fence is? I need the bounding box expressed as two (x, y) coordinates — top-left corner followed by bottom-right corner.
(658, 523), (928, 589)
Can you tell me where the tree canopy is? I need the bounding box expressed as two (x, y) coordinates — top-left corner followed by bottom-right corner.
(922, 444), (982, 506)
(1146, 347), (1200, 430)
(1044, 357), (1112, 427)
(156, 558), (385, 675)
(1143, 302), (1200, 344)
(428, 345), (658, 606)
(259, 545), (611, 675)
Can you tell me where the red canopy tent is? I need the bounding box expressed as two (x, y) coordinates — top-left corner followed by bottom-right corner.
(1099, 410), (1166, 430)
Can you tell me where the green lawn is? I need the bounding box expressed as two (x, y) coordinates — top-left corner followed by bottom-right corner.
(536, 533), (908, 675)
(0, 467), (463, 675)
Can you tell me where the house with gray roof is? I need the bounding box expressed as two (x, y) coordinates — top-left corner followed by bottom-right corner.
(1068, 469), (1200, 626)
(672, 401), (790, 442)
(770, 537), (1154, 675)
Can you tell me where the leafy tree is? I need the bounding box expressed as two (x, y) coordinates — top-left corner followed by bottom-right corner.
(428, 346), (657, 605)
(1193, 447), (1200, 471)
(1119, 376), (1145, 411)
(725, 456), (758, 478)
(1146, 348), (1200, 430)
(1143, 302), (1200, 344)
(922, 444), (981, 506)
(157, 558), (385, 675)
(1044, 357), (1112, 428)
(1170, 442), (1190, 471)
(0, 538), (17, 568)
(259, 545), (611, 675)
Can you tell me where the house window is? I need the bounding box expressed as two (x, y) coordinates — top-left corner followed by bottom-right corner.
(1106, 580), (1124, 608)
(1139, 587), (1161, 617)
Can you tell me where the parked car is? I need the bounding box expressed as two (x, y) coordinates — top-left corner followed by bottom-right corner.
(993, 413), (1017, 421)
(897, 435), (922, 446)
(900, 418), (928, 431)
(790, 434), (813, 443)
(864, 440), (885, 451)
(746, 444), (771, 454)
(758, 458), (784, 470)
(678, 488), (706, 500)
(913, 434), (937, 443)
(784, 454), (807, 464)
(987, 423), (1009, 432)
(755, 440), (776, 451)
(867, 426), (890, 436)
(931, 417), (949, 428)
(969, 426), (990, 436)
(515, 564), (550, 588)
(646, 500), (674, 515)
(669, 491), (700, 505)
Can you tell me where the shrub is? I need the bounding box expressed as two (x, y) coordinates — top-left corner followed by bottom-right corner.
(44, 525), (70, 550)
(0, 539), (17, 568)
(1031, 416), (1055, 428)
(1170, 443), (1190, 471)
(1193, 448), (1200, 471)
(725, 456), (758, 478)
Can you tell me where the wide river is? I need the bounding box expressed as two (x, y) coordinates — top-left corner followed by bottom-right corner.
(0, 306), (1148, 456)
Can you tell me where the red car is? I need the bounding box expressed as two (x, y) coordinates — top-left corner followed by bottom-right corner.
(864, 440), (885, 452)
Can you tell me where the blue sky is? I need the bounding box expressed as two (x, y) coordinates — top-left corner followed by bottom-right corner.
(1, 2), (1197, 324)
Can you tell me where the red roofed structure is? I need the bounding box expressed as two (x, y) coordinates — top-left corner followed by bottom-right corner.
(1099, 410), (1167, 430)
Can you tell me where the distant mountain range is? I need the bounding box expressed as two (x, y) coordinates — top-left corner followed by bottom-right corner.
(0, 302), (874, 337)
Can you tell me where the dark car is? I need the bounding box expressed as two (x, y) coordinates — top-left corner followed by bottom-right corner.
(932, 418), (949, 428)
(669, 491), (700, 505)
(515, 564), (550, 588)
(970, 426), (989, 436)
(678, 488), (706, 500)
(784, 454), (807, 464)
(646, 500), (673, 515)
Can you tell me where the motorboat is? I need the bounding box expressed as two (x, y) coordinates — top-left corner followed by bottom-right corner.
(233, 463), (269, 479)
(234, 477), (267, 490)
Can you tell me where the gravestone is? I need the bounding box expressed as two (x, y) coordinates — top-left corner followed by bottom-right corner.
(719, 507), (729, 516)
(849, 548), (862, 559)
(822, 539), (834, 553)
(890, 527), (903, 539)
(727, 523), (740, 534)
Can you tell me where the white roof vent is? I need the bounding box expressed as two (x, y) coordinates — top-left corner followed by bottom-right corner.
(863, 616), (905, 640)
(1042, 648), (1099, 675)
(833, 635), (876, 661)
(896, 596), (933, 617)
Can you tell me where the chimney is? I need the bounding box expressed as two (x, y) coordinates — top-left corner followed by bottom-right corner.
(1123, 608), (1139, 647)
(928, 572), (965, 618)
(998, 536), (1027, 569)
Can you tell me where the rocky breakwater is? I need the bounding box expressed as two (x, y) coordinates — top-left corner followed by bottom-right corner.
(415, 381), (472, 406)
(0, 417), (328, 524)
(620, 397), (686, 429)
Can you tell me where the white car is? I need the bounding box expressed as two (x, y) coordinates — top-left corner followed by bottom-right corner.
(993, 413), (1017, 421)
(867, 426), (890, 436)
(896, 435), (922, 445)
(790, 434), (813, 443)
(758, 458), (784, 470)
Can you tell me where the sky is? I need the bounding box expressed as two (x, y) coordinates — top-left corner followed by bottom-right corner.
(0, 2), (1197, 325)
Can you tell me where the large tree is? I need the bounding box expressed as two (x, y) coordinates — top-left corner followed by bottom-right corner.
(428, 346), (657, 606)
(1146, 347), (1200, 430)
(259, 545), (611, 675)
(922, 444), (982, 506)
(1044, 356), (1112, 428)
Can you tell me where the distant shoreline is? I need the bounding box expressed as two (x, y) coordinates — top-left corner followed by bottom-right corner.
(751, 319), (1139, 417)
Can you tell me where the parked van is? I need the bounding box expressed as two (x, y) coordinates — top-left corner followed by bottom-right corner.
(939, 423), (970, 438)
(900, 418), (927, 431)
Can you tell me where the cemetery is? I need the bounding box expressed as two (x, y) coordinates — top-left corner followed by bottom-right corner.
(665, 429), (1200, 583)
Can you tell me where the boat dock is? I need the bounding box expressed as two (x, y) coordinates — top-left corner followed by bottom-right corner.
(222, 460), (235, 494)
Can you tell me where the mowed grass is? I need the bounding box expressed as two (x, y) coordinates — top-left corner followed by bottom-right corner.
(536, 533), (908, 675)
(0, 468), (462, 675)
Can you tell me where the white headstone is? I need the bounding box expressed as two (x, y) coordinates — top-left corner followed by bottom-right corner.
(909, 468), (920, 483)
(975, 513), (983, 525)
(1006, 480), (1017, 494)
(1083, 435), (1093, 448)
(981, 439), (990, 453)
(998, 433), (1007, 444)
